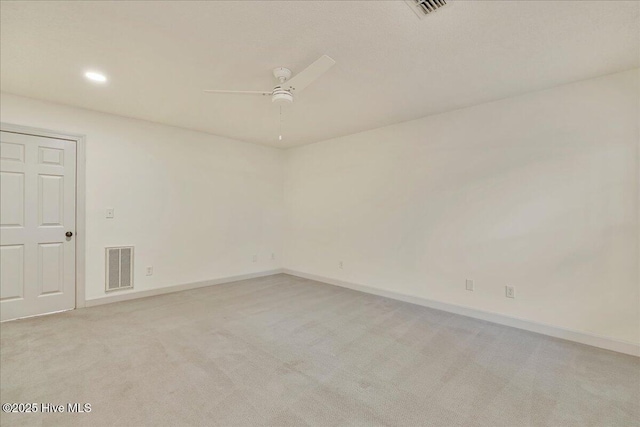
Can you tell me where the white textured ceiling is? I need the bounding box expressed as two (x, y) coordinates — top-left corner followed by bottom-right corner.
(1, 1), (638, 148)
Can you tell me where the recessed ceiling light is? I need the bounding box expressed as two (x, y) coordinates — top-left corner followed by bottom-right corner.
(84, 71), (107, 83)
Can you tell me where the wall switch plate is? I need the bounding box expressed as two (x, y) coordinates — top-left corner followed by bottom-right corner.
(506, 286), (515, 298)
(106, 208), (114, 219)
(466, 279), (474, 291)
(252, 255), (257, 263)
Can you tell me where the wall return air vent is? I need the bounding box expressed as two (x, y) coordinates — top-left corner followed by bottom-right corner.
(105, 246), (134, 292)
(406, 0), (447, 18)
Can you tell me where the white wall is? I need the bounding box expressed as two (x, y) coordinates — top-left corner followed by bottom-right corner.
(1, 93), (285, 301)
(284, 69), (640, 346)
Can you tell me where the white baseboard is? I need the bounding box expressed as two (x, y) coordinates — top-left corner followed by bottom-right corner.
(85, 269), (284, 307)
(283, 269), (640, 357)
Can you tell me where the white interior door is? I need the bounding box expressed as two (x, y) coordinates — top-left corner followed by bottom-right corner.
(1, 130), (76, 321)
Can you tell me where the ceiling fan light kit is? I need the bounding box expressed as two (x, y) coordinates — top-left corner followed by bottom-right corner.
(271, 86), (293, 104)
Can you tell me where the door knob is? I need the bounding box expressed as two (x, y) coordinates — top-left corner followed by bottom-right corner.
(65, 231), (73, 237)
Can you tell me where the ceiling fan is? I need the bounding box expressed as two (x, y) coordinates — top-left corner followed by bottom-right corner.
(204, 55), (335, 105)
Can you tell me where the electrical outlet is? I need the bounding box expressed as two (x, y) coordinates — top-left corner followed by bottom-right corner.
(505, 286), (515, 299)
(466, 279), (474, 291)
(106, 208), (114, 219)
(339, 261), (343, 269)
(252, 255), (257, 263)
(146, 266), (153, 276)
(271, 253), (275, 260)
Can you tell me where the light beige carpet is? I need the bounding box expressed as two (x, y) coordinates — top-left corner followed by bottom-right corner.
(1, 274), (638, 426)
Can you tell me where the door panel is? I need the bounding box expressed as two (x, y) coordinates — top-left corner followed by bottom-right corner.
(38, 147), (64, 166)
(38, 174), (64, 226)
(0, 131), (75, 320)
(0, 172), (24, 227)
(0, 142), (25, 162)
(39, 243), (64, 295)
(0, 245), (24, 301)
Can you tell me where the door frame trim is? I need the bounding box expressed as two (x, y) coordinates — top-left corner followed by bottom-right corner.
(0, 123), (87, 309)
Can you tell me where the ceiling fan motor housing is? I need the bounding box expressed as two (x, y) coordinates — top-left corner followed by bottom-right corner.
(272, 86), (293, 104)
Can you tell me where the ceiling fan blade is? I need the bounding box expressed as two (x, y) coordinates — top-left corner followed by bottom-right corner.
(203, 89), (271, 96)
(281, 55), (335, 92)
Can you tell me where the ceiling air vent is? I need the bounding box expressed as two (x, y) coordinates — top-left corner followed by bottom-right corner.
(406, 0), (447, 18)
